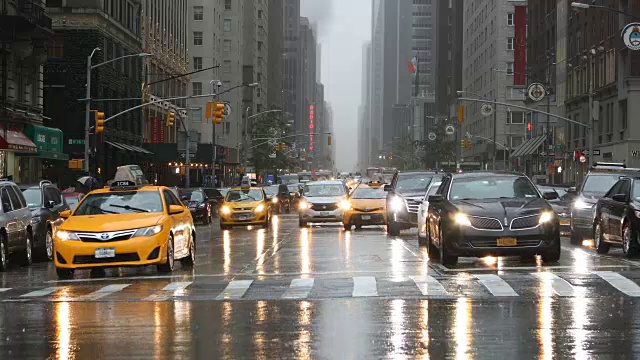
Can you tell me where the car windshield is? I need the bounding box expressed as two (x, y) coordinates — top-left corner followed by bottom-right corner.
(287, 184), (301, 192)
(219, 188), (230, 197)
(582, 174), (622, 196)
(64, 196), (79, 210)
(352, 187), (386, 199)
(22, 188), (41, 208)
(189, 191), (204, 202)
(538, 186), (567, 198)
(264, 186), (279, 196)
(74, 191), (163, 215)
(396, 174), (434, 193)
(203, 189), (221, 198)
(225, 189), (264, 202)
(449, 176), (540, 200)
(303, 184), (345, 197)
(426, 182), (442, 197)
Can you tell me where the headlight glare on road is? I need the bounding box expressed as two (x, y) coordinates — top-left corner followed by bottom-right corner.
(272, 197), (279, 204)
(390, 196), (405, 212)
(573, 199), (593, 210)
(340, 199), (352, 210)
(220, 206), (231, 215)
(454, 213), (472, 226)
(254, 204), (265, 213)
(56, 230), (79, 241)
(538, 211), (554, 225)
(133, 225), (163, 237)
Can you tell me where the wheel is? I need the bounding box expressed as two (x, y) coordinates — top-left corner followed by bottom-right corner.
(387, 218), (400, 236)
(220, 223), (231, 230)
(45, 229), (54, 261)
(181, 233), (196, 267)
(299, 217), (307, 227)
(56, 267), (74, 280)
(343, 223), (352, 231)
(427, 226), (440, 260)
(622, 222), (639, 258)
(439, 229), (458, 266)
(157, 234), (175, 273)
(594, 222), (610, 254)
(21, 230), (33, 266)
(0, 236), (7, 272)
(418, 233), (427, 246)
(355, 225), (362, 230)
(541, 238), (561, 263)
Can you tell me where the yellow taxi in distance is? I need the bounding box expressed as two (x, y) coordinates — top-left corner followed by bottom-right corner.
(219, 184), (270, 230)
(53, 180), (196, 279)
(342, 180), (387, 231)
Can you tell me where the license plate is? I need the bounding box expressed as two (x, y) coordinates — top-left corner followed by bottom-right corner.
(361, 215), (371, 220)
(560, 219), (570, 225)
(320, 211), (330, 216)
(95, 248), (115, 258)
(496, 238), (517, 247)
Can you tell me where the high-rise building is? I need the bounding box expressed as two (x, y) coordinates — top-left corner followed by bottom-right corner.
(358, 42), (372, 171)
(282, 0), (302, 138)
(300, 17), (317, 158)
(243, 0), (269, 117)
(267, 0), (284, 110)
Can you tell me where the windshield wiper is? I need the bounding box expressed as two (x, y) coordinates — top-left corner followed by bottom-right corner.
(87, 205), (119, 214)
(110, 204), (150, 213)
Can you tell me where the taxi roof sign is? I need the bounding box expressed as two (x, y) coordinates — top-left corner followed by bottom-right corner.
(240, 176), (251, 189)
(113, 165), (148, 186)
(109, 180), (139, 191)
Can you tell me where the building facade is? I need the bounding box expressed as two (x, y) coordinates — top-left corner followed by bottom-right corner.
(282, 0), (302, 140)
(358, 42), (372, 171)
(299, 17), (316, 163)
(267, 0), (283, 110)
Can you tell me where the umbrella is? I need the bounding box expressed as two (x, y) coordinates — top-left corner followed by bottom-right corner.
(76, 176), (99, 191)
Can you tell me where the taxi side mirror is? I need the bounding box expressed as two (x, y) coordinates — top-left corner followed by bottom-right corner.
(59, 210), (71, 219)
(428, 195), (443, 203)
(169, 205), (185, 215)
(383, 184), (392, 192)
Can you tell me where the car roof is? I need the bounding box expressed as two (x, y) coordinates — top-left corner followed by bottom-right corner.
(397, 171), (441, 176)
(305, 180), (344, 185)
(450, 171), (528, 179)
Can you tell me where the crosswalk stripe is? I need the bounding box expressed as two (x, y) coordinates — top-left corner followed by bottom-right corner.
(20, 287), (61, 298)
(475, 274), (519, 297)
(216, 280), (253, 300)
(281, 278), (314, 299)
(143, 282), (193, 301)
(352, 276), (377, 297)
(410, 276), (449, 296)
(0, 288), (10, 293)
(76, 284), (131, 301)
(594, 271), (640, 297)
(532, 272), (575, 296)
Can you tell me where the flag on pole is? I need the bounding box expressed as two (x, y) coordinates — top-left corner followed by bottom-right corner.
(408, 56), (418, 73)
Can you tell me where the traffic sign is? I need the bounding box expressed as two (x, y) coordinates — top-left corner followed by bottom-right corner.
(480, 104), (493, 117)
(527, 83), (546, 101)
(582, 149), (601, 156)
(428, 132), (436, 141)
(445, 125), (455, 135)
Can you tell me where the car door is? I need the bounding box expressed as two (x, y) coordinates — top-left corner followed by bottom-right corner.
(7, 185), (29, 241)
(610, 179), (631, 241)
(428, 177), (450, 248)
(600, 180), (623, 239)
(0, 186), (20, 248)
(163, 189), (188, 257)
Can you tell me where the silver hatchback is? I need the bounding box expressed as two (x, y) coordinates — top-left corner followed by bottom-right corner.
(0, 180), (34, 270)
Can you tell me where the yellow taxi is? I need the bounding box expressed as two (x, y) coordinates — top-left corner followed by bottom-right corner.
(53, 179), (196, 279)
(219, 181), (271, 230)
(342, 180), (387, 230)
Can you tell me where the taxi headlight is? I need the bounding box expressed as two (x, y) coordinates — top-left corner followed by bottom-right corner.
(254, 204), (266, 213)
(454, 213), (472, 227)
(133, 225), (163, 237)
(538, 211), (555, 225)
(299, 200), (311, 210)
(390, 196), (405, 212)
(340, 199), (352, 210)
(56, 230), (79, 241)
(272, 197), (279, 204)
(220, 206), (231, 215)
(573, 199), (593, 210)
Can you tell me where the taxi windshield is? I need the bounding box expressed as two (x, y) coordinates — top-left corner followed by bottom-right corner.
(225, 189), (264, 202)
(352, 187), (385, 199)
(74, 191), (163, 215)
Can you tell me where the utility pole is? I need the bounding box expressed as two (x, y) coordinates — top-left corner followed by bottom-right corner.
(588, 52), (594, 169)
(84, 48), (100, 173)
(492, 98), (497, 170)
(185, 96), (191, 189)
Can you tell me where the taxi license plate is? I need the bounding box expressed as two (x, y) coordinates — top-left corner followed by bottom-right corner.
(560, 219), (570, 225)
(361, 215), (371, 220)
(320, 211), (330, 216)
(496, 238), (517, 247)
(95, 248), (115, 258)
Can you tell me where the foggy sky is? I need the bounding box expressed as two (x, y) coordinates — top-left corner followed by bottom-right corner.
(301, 0), (372, 172)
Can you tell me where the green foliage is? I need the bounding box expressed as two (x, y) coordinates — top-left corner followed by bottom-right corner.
(422, 122), (457, 168)
(249, 110), (295, 175)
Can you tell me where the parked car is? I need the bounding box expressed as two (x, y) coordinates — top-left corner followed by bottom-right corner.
(20, 181), (70, 261)
(179, 188), (214, 224)
(0, 180), (34, 270)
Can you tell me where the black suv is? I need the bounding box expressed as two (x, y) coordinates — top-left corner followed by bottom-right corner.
(20, 181), (69, 261)
(570, 163), (640, 245)
(384, 171), (443, 236)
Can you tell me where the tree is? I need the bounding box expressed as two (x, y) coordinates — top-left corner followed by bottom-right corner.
(249, 109), (295, 177)
(422, 121), (457, 169)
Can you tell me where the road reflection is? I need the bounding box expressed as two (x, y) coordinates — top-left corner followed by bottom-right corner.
(54, 301), (73, 360)
(300, 228), (312, 277)
(454, 298), (472, 360)
(537, 278), (554, 360)
(223, 230), (231, 275)
(388, 299), (406, 358)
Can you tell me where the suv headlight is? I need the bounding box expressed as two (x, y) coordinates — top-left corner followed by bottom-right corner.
(573, 199), (593, 210)
(56, 230), (79, 241)
(390, 196), (405, 212)
(454, 213), (472, 226)
(254, 204), (266, 213)
(539, 211), (555, 224)
(133, 225), (163, 237)
(299, 200), (311, 210)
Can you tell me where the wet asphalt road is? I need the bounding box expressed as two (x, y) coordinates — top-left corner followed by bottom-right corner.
(2, 215), (640, 358)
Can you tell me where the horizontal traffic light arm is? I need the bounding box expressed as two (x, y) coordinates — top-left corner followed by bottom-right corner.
(250, 132), (332, 150)
(464, 133), (508, 150)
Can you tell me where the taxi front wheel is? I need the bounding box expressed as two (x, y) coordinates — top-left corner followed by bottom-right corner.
(157, 234), (175, 273)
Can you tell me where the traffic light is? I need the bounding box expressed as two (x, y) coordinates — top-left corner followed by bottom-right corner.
(205, 101), (213, 119)
(166, 111), (175, 127)
(526, 122), (532, 138)
(275, 143), (280, 151)
(95, 111), (105, 134)
(213, 102), (225, 124)
(281, 143), (287, 151)
(457, 105), (464, 123)
(327, 135), (332, 146)
(461, 139), (466, 149)
(466, 139), (472, 149)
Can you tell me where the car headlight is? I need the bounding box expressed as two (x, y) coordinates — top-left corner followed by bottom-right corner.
(220, 206), (231, 215)
(272, 197), (279, 204)
(254, 204), (265, 213)
(56, 230), (79, 241)
(573, 199), (593, 210)
(31, 215), (41, 225)
(299, 200), (311, 210)
(390, 196), (405, 212)
(538, 211), (555, 225)
(454, 213), (472, 226)
(133, 225), (163, 237)
(340, 199), (352, 210)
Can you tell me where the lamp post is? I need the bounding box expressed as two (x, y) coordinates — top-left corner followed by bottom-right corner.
(571, 2), (639, 19)
(84, 50), (152, 173)
(457, 90), (498, 170)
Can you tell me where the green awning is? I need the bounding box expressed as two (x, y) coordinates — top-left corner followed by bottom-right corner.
(18, 124), (69, 160)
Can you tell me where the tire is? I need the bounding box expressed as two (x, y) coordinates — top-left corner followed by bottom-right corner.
(181, 233), (196, 267)
(56, 267), (74, 280)
(220, 223), (231, 230)
(418, 233), (427, 247)
(541, 238), (561, 263)
(594, 222), (610, 254)
(157, 234), (175, 273)
(0, 236), (7, 272)
(355, 225), (362, 230)
(439, 229), (458, 266)
(427, 228), (440, 260)
(45, 229), (54, 261)
(343, 223), (352, 231)
(21, 230), (33, 266)
(622, 222), (639, 258)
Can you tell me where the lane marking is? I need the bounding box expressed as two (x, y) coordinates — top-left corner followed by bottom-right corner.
(215, 280), (253, 300)
(474, 274), (519, 297)
(143, 281), (193, 301)
(20, 287), (61, 298)
(281, 278), (315, 299)
(439, 265), (631, 272)
(352, 276), (378, 297)
(75, 284), (131, 301)
(0, 288), (10, 293)
(594, 271), (640, 297)
(410, 275), (449, 296)
(532, 272), (575, 296)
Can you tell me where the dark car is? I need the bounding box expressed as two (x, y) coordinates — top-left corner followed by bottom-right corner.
(570, 162), (640, 245)
(426, 172), (561, 266)
(384, 171), (443, 236)
(202, 187), (225, 216)
(537, 184), (575, 236)
(20, 181), (69, 261)
(593, 176), (640, 257)
(287, 183), (303, 207)
(264, 185), (292, 213)
(180, 188), (213, 224)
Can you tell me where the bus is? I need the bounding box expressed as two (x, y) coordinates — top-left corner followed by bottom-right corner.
(298, 171), (313, 182)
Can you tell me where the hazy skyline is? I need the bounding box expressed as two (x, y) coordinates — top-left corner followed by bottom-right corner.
(301, 0), (372, 172)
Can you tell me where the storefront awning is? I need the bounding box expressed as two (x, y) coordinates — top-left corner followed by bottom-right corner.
(106, 141), (153, 154)
(18, 124), (69, 160)
(0, 125), (38, 153)
(510, 135), (547, 158)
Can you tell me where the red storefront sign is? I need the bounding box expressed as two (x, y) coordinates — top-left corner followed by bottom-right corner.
(151, 117), (159, 143)
(514, 5), (527, 86)
(309, 104), (315, 151)
(158, 118), (165, 142)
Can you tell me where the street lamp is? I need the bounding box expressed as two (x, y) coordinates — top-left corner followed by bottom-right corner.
(571, 2), (639, 19)
(84, 50), (152, 173)
(457, 90), (498, 170)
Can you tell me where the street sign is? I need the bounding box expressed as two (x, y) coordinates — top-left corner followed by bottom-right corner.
(582, 149), (601, 156)
(68, 139), (85, 145)
(527, 83), (546, 101)
(445, 125), (455, 135)
(480, 104), (493, 117)
(179, 153), (196, 159)
(622, 23), (640, 51)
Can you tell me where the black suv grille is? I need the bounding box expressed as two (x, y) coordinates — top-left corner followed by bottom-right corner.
(469, 217), (502, 230)
(510, 216), (539, 229)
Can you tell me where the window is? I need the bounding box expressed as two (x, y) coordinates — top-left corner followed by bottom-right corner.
(510, 136), (524, 148)
(509, 112), (525, 124)
(47, 33), (64, 58)
(507, 13), (514, 26)
(257, 41), (263, 51)
(193, 32), (203, 46)
(225, 0), (231, 10)
(1, 188), (12, 213)
(192, 82), (202, 96)
(190, 107), (202, 123)
(223, 40), (231, 52)
(258, 10), (263, 19)
(225, 122), (231, 134)
(12, 186), (27, 208)
(507, 38), (514, 50)
(506, 62), (514, 75)
(223, 60), (231, 73)
(224, 19), (232, 32)
(194, 6), (203, 20)
(193, 57), (202, 70)
(6, 186), (22, 210)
